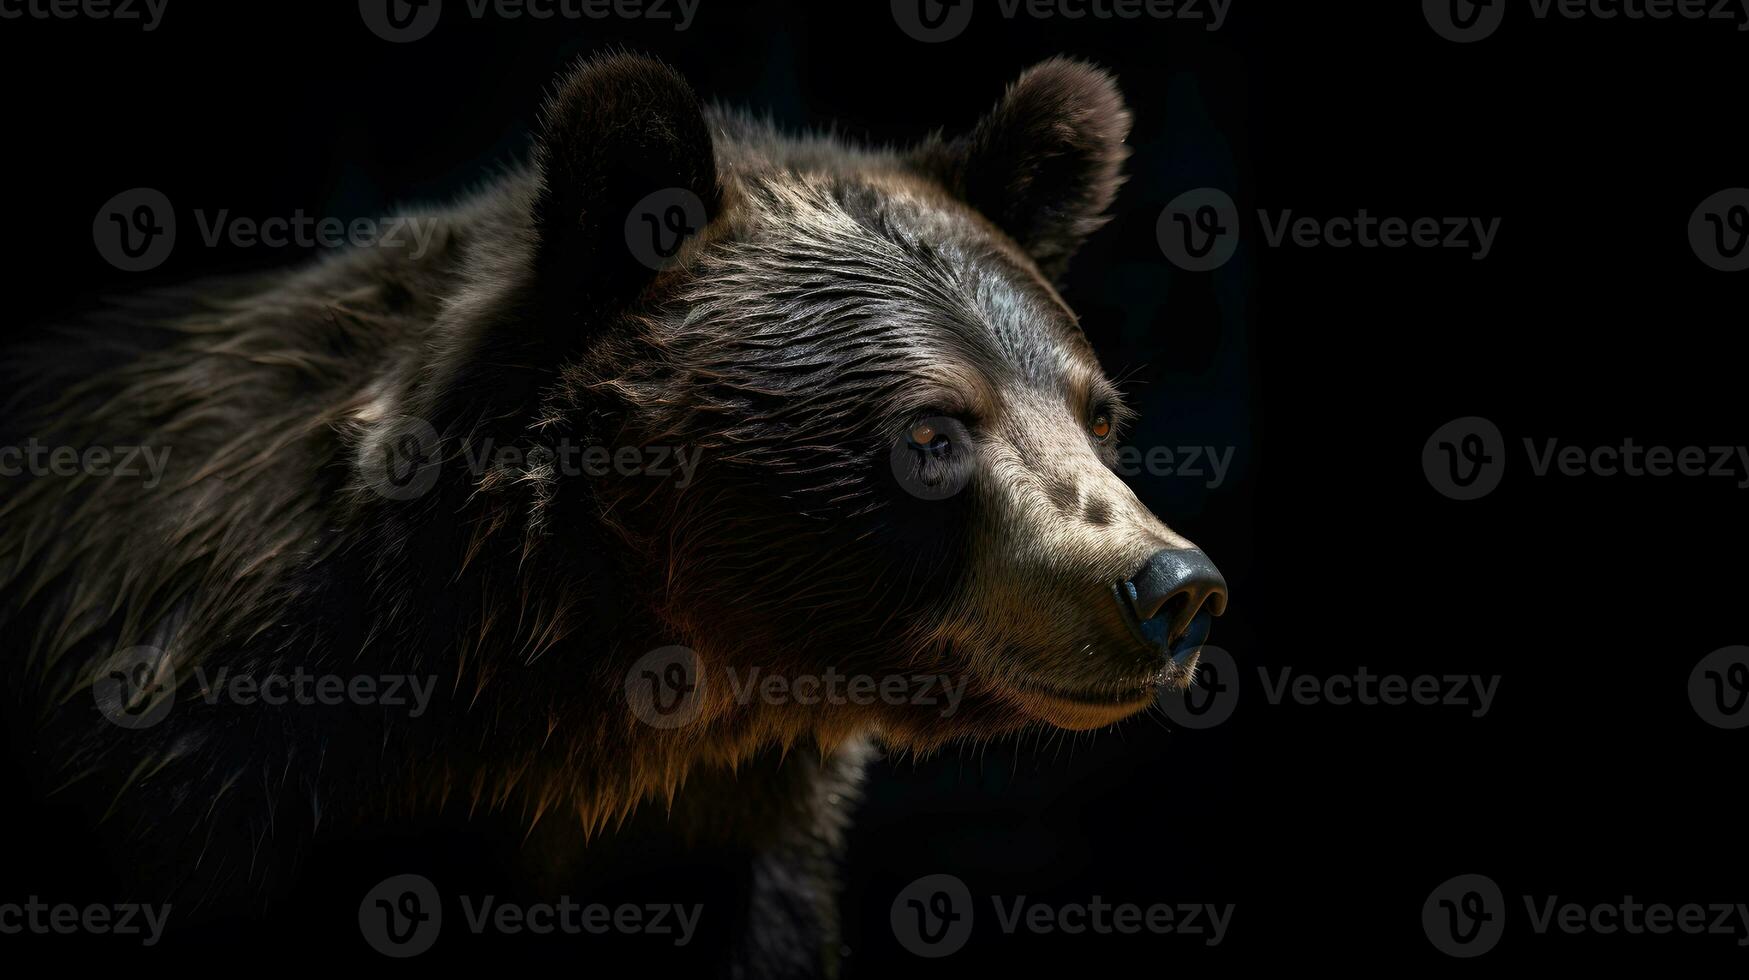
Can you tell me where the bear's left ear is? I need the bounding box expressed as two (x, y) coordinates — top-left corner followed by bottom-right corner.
(531, 53), (720, 309)
(912, 58), (1131, 283)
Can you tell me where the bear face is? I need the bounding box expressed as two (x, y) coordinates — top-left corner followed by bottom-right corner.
(494, 55), (1229, 745)
(1, 54), (1227, 910)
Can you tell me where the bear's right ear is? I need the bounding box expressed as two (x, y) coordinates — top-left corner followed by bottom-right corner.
(911, 58), (1131, 284)
(530, 53), (719, 311)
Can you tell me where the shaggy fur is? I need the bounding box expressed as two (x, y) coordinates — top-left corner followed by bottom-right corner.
(1, 53), (1205, 976)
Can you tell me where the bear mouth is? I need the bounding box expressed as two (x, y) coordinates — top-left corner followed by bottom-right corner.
(1113, 582), (1215, 679)
(1005, 670), (1169, 731)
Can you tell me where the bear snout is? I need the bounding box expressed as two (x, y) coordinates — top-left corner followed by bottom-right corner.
(1116, 547), (1228, 658)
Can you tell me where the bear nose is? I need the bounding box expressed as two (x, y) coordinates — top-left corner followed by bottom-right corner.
(1120, 548), (1228, 650)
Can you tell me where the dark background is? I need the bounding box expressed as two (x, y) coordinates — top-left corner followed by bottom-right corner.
(2, 0), (1743, 970)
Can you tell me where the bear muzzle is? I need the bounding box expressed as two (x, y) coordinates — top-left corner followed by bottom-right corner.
(1115, 547), (1228, 672)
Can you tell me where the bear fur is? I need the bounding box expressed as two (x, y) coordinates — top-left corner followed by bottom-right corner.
(1, 53), (1209, 975)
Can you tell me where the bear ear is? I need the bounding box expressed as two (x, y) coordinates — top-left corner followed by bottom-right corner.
(912, 58), (1131, 283)
(531, 53), (719, 307)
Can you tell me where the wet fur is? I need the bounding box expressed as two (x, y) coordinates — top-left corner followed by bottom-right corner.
(1, 53), (1163, 975)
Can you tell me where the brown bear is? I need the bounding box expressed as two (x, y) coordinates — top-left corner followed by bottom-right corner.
(0, 53), (1225, 975)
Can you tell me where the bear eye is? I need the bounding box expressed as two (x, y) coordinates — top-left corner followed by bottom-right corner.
(1090, 413), (1113, 441)
(909, 422), (949, 453)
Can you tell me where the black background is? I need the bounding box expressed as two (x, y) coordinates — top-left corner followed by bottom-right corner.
(1, 0), (1744, 970)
